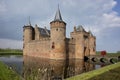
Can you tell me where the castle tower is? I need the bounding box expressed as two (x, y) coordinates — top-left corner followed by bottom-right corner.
(89, 31), (96, 55)
(50, 6), (66, 59)
(23, 24), (34, 43)
(23, 23), (34, 55)
(75, 26), (85, 59)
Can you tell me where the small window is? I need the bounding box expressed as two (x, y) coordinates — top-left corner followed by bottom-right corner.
(56, 28), (58, 31)
(52, 42), (55, 49)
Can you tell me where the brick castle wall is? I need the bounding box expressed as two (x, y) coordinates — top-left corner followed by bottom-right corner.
(24, 38), (50, 58)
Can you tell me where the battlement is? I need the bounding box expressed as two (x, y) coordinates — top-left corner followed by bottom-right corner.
(50, 21), (66, 28)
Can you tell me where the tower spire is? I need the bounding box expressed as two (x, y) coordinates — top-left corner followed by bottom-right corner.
(28, 16), (31, 26)
(54, 5), (63, 21)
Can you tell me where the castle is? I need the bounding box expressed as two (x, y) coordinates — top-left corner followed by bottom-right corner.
(23, 7), (96, 60)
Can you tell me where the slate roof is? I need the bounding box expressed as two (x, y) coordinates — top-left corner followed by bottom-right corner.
(39, 27), (50, 37)
(54, 5), (63, 21)
(77, 25), (85, 32)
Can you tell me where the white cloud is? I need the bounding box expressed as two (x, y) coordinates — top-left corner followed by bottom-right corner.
(61, 0), (120, 52)
(101, 12), (120, 28)
(62, 0), (120, 39)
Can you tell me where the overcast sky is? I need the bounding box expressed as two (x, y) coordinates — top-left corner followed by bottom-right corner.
(0, 0), (120, 52)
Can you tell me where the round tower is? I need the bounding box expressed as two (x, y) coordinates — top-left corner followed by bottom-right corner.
(50, 7), (66, 59)
(23, 24), (34, 43)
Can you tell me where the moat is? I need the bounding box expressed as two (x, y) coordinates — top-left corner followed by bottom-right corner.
(0, 55), (111, 80)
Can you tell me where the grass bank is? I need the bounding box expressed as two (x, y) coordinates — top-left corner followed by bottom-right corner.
(0, 61), (22, 80)
(89, 66), (120, 80)
(66, 62), (120, 80)
(0, 48), (22, 55)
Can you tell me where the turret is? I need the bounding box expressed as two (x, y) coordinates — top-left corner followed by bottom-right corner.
(50, 6), (66, 59)
(71, 25), (90, 59)
(34, 24), (40, 40)
(89, 30), (96, 55)
(23, 24), (34, 43)
(75, 25), (85, 59)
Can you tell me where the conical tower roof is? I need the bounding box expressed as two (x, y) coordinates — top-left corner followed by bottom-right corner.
(54, 5), (63, 21)
(77, 25), (85, 32)
(89, 30), (93, 36)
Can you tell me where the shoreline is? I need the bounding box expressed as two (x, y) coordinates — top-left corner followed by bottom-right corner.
(0, 52), (23, 55)
(66, 62), (120, 80)
(0, 61), (22, 80)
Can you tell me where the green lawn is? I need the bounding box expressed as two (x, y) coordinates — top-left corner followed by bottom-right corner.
(89, 67), (120, 80)
(66, 62), (120, 80)
(0, 48), (23, 55)
(0, 61), (22, 80)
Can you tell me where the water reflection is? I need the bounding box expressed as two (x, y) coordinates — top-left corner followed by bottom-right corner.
(23, 56), (95, 80)
(0, 55), (23, 75)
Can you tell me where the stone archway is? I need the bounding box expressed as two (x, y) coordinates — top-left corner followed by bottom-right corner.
(84, 47), (90, 61)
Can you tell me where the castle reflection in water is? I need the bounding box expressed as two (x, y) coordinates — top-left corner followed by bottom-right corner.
(23, 56), (95, 80)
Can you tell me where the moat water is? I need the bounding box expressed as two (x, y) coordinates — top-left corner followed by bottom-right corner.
(0, 55), (109, 80)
